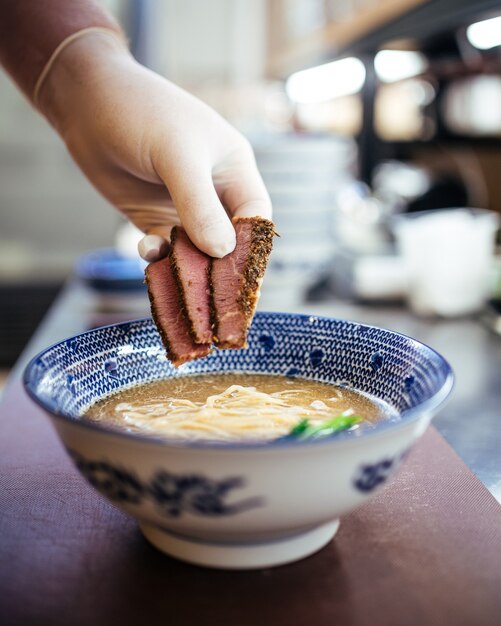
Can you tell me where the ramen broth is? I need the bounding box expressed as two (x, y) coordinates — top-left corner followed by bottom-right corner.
(85, 373), (397, 442)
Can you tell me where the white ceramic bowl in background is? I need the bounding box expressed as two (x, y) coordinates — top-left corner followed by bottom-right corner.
(253, 134), (356, 306)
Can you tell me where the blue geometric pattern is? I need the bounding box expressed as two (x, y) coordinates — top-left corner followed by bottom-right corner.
(69, 449), (262, 517)
(353, 448), (411, 492)
(24, 313), (453, 444)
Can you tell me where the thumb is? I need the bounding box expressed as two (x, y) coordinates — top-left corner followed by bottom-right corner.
(155, 158), (236, 258)
(216, 147), (272, 221)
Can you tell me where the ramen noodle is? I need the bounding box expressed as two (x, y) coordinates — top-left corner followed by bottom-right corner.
(85, 373), (397, 442)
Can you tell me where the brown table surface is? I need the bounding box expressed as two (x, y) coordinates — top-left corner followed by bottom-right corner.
(1, 282), (501, 625)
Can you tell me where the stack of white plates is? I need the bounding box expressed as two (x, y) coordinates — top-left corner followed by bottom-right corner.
(252, 134), (357, 310)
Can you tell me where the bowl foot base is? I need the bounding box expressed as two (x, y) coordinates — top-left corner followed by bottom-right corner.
(140, 519), (340, 570)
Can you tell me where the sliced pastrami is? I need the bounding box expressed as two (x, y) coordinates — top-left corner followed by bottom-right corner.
(210, 217), (274, 349)
(170, 226), (212, 344)
(145, 256), (211, 366)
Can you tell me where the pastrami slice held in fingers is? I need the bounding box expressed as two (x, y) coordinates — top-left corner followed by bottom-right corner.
(147, 217), (274, 363)
(210, 217), (275, 349)
(170, 226), (212, 344)
(145, 256), (211, 367)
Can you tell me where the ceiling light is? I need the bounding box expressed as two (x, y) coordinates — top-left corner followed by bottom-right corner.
(466, 15), (501, 50)
(286, 57), (366, 104)
(374, 50), (428, 83)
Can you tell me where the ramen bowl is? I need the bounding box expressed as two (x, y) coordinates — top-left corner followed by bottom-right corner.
(24, 313), (453, 569)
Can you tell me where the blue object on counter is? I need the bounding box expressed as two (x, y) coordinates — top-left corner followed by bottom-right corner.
(75, 248), (147, 292)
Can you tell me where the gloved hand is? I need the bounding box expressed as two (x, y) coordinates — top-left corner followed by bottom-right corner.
(37, 30), (272, 261)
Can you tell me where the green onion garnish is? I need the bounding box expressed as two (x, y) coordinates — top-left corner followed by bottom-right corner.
(287, 413), (362, 440)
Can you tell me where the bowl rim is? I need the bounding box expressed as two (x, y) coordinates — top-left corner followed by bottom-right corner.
(23, 313), (454, 451)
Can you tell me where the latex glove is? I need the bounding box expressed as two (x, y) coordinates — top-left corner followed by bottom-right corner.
(38, 30), (272, 261)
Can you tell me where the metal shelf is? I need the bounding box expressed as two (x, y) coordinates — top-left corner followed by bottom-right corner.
(340, 0), (501, 57)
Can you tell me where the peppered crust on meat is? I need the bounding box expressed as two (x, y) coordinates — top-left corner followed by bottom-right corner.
(237, 217), (275, 324)
(145, 263), (177, 362)
(210, 217), (275, 349)
(145, 256), (211, 367)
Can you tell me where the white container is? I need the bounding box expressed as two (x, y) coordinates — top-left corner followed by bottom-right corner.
(394, 209), (499, 317)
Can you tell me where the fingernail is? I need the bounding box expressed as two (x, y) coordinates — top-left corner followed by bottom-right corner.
(138, 234), (169, 262)
(201, 224), (236, 258)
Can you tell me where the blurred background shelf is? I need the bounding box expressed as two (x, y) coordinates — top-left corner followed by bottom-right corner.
(339, 0), (501, 56)
(267, 0), (428, 78)
(268, 0), (501, 78)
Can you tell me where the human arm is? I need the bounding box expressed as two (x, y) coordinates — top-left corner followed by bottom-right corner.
(0, 1), (272, 260)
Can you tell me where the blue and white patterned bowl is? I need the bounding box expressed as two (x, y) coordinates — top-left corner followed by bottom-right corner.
(23, 313), (453, 569)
